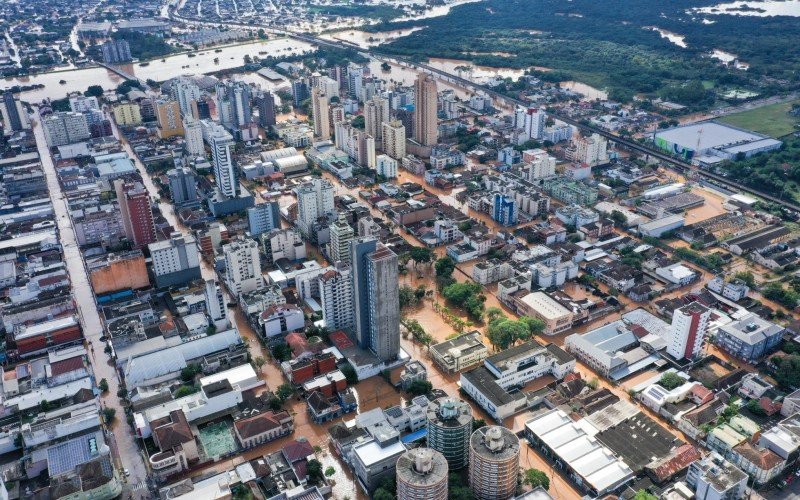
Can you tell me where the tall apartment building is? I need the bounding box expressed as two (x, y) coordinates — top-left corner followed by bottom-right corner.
(396, 448), (449, 500)
(468, 426), (520, 500)
(112, 102), (142, 126)
(569, 133), (608, 167)
(211, 128), (238, 198)
(0, 92), (30, 133)
(148, 232), (201, 288)
(329, 214), (354, 265)
(262, 228), (306, 265)
(255, 91), (276, 128)
(156, 100), (184, 139)
(685, 453), (748, 500)
(364, 95), (390, 144)
(525, 149), (557, 180)
(296, 178), (335, 237)
(167, 166), (199, 207)
(42, 112), (90, 146)
(216, 80), (252, 133)
(311, 87), (330, 140)
(319, 263), (355, 333)
(413, 74), (438, 147)
(247, 201), (281, 236)
(427, 398), (473, 470)
(114, 180), (157, 248)
(172, 77), (202, 118)
(351, 238), (400, 362)
(183, 116), (205, 156)
(291, 79), (309, 107)
(223, 236), (263, 296)
(376, 155), (398, 179)
(101, 39), (132, 64)
(69, 95), (99, 113)
(514, 106), (546, 140)
(205, 279), (229, 330)
(382, 120), (406, 160)
(666, 301), (710, 360)
(492, 193), (518, 226)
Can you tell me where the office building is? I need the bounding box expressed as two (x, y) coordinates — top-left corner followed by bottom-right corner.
(351, 238), (400, 362)
(329, 213), (354, 265)
(396, 448), (449, 500)
(205, 279), (229, 330)
(172, 77), (202, 118)
(211, 128), (238, 198)
(112, 102), (142, 126)
(469, 426), (520, 500)
(1, 92), (30, 133)
(365, 95), (390, 143)
(685, 453), (748, 500)
(311, 88), (330, 140)
(167, 166), (199, 207)
(665, 302), (710, 360)
(426, 397), (473, 470)
(42, 112), (90, 146)
(492, 193), (518, 226)
(255, 91), (276, 128)
(183, 116), (205, 156)
(319, 263), (355, 333)
(114, 180), (157, 247)
(149, 232), (201, 288)
(156, 100), (184, 139)
(382, 120), (406, 160)
(413, 74), (438, 147)
(296, 178), (335, 237)
(247, 201), (281, 236)
(223, 236), (263, 296)
(101, 39), (132, 64)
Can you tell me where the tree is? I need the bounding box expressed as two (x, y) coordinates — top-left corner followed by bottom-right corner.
(254, 356), (266, 375)
(773, 355), (800, 390)
(307, 459), (324, 484)
(633, 490), (658, 500)
(519, 316), (546, 336)
(658, 372), (686, 390)
(487, 318), (533, 350)
(272, 343), (292, 362)
(409, 246), (433, 266)
(733, 271), (756, 287)
(407, 379), (433, 396)
(98, 378), (109, 392)
(325, 466), (336, 477)
(175, 385), (197, 398)
(399, 285), (420, 309)
(84, 85), (104, 98)
(117, 387), (128, 399)
(472, 418), (486, 431)
(486, 307), (505, 323)
(523, 468), (550, 490)
(181, 364), (200, 383)
(41, 400), (51, 412)
(102, 408), (117, 422)
(435, 256), (456, 279)
(609, 209), (627, 227)
(352, 115), (365, 129)
(341, 362), (358, 384)
(276, 383), (295, 402)
(373, 489), (393, 500)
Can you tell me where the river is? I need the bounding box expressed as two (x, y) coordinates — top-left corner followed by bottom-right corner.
(2, 37), (314, 102)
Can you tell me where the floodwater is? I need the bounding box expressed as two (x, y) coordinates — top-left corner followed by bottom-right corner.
(648, 27), (688, 48)
(710, 49), (749, 69)
(320, 27), (425, 48)
(559, 80), (608, 101)
(694, 0), (800, 17)
(2, 38), (314, 102)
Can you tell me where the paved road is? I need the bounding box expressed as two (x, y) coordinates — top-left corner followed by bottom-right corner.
(32, 112), (151, 498)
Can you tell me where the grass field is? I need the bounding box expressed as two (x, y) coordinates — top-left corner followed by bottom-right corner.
(718, 100), (800, 138)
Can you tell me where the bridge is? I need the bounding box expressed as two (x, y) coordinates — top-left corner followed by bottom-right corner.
(167, 8), (800, 214)
(96, 62), (149, 87)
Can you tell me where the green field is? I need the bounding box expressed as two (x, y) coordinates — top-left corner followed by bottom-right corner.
(718, 100), (800, 138)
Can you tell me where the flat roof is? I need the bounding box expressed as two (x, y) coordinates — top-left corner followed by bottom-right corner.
(520, 292), (571, 320)
(655, 122), (767, 151)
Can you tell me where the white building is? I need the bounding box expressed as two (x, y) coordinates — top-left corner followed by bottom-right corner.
(665, 302), (710, 360)
(707, 277), (750, 301)
(223, 236), (263, 296)
(382, 120), (406, 160)
(171, 77), (202, 118)
(569, 133), (608, 167)
(364, 95), (390, 143)
(263, 228), (307, 263)
(148, 232), (201, 288)
(525, 150), (557, 181)
(376, 155), (398, 179)
(69, 95), (100, 113)
(43, 112), (91, 147)
(211, 127), (237, 198)
(656, 263), (698, 286)
(259, 304), (305, 338)
(296, 178), (335, 237)
(685, 453), (748, 500)
(318, 263), (355, 333)
(204, 279), (229, 330)
(183, 116), (205, 157)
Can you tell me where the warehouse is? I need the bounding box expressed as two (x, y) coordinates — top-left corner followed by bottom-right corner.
(653, 122), (781, 165)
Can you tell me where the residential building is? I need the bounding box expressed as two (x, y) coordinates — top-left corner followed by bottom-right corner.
(492, 193), (518, 226)
(233, 410), (293, 449)
(1, 92), (31, 133)
(319, 264), (355, 333)
(259, 304), (305, 338)
(149, 409), (198, 478)
(427, 397), (473, 470)
(525, 149), (557, 181)
(469, 426), (520, 500)
(383, 120), (406, 160)
(707, 277), (750, 302)
(183, 116), (205, 156)
(396, 448), (449, 500)
(255, 91), (277, 128)
(329, 214), (354, 265)
(248, 201), (281, 236)
(168, 167), (199, 207)
(685, 453), (748, 500)
(311, 88), (330, 140)
(69, 95), (99, 113)
(156, 100), (184, 139)
(413, 74), (438, 147)
(715, 313), (784, 363)
(223, 236), (263, 296)
(101, 39), (132, 63)
(364, 95), (390, 143)
(296, 178), (335, 237)
(376, 155), (398, 179)
(211, 127), (238, 198)
(569, 133), (608, 167)
(149, 232), (201, 288)
(171, 77), (202, 118)
(351, 238), (400, 362)
(113, 102), (142, 126)
(665, 302), (710, 360)
(352, 434), (406, 493)
(262, 228), (307, 264)
(42, 112), (90, 146)
(205, 279), (229, 330)
(114, 180), (157, 247)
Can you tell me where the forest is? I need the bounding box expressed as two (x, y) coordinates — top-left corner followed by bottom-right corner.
(717, 137), (800, 204)
(365, 0), (800, 104)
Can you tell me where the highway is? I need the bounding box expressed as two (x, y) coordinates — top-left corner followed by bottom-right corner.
(165, 7), (800, 213)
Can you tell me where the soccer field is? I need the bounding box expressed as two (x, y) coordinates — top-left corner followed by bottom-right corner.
(718, 100), (800, 138)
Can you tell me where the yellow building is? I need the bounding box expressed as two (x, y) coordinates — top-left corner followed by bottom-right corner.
(156, 100), (184, 139)
(112, 102), (142, 126)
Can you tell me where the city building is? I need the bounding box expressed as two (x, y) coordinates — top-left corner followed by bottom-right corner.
(396, 448), (449, 500)
(382, 120), (407, 160)
(168, 166), (199, 207)
(255, 91), (277, 128)
(568, 133), (608, 167)
(171, 77), (202, 118)
(492, 193), (518, 226)
(262, 228), (307, 264)
(365, 95), (390, 143)
(517, 292), (573, 335)
(715, 313), (784, 363)
(223, 236), (263, 296)
(469, 426), (520, 500)
(211, 127), (238, 198)
(413, 74), (438, 147)
(430, 331), (489, 373)
(685, 453), (748, 500)
(319, 263), (355, 333)
(665, 302), (710, 360)
(1, 92), (31, 133)
(69, 95), (99, 113)
(376, 155), (398, 179)
(296, 178), (335, 237)
(352, 433), (407, 494)
(101, 39), (132, 63)
(329, 214), (354, 265)
(112, 102), (142, 126)
(707, 277), (750, 302)
(114, 180), (157, 248)
(42, 112), (90, 146)
(654, 122), (782, 164)
(149, 232), (201, 288)
(311, 87), (330, 140)
(205, 279), (229, 330)
(156, 100), (184, 139)
(351, 238), (400, 362)
(427, 397), (473, 470)
(183, 116), (205, 156)
(247, 201), (281, 236)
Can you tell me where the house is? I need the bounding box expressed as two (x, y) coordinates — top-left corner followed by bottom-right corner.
(307, 388), (358, 424)
(149, 410), (199, 478)
(645, 444), (702, 485)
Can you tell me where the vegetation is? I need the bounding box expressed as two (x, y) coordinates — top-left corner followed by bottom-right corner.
(407, 379), (433, 396)
(276, 383), (295, 402)
(306, 459), (324, 484)
(102, 408), (117, 422)
(442, 282), (486, 321)
(523, 468), (550, 490)
(341, 362), (358, 385)
(772, 355), (800, 390)
(325, 466), (336, 477)
(111, 31), (175, 60)
(658, 372), (686, 391)
(486, 314), (545, 350)
(673, 247), (724, 272)
(435, 256), (457, 283)
(633, 491), (658, 500)
(98, 378), (109, 392)
(448, 473), (476, 500)
(175, 385), (198, 398)
(84, 85), (104, 98)
(403, 318), (434, 346)
(733, 271), (756, 288)
(718, 138), (800, 204)
(762, 283), (800, 310)
(718, 99), (800, 138)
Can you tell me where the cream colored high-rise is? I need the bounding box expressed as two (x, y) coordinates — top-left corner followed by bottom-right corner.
(311, 87), (330, 140)
(469, 426), (520, 500)
(382, 120), (406, 160)
(413, 74), (439, 147)
(364, 95), (390, 143)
